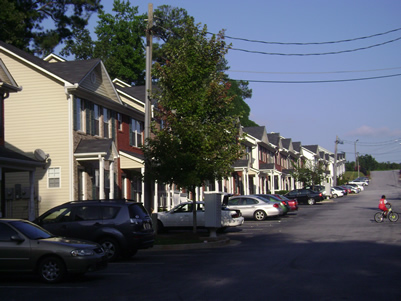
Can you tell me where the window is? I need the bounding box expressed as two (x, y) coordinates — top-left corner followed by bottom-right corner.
(48, 167), (60, 188)
(130, 119), (143, 147)
(102, 206), (120, 220)
(41, 207), (72, 224)
(94, 104), (100, 136)
(117, 113), (123, 131)
(74, 98), (83, 131)
(0, 223), (17, 241)
(74, 206), (102, 221)
(103, 107), (109, 138)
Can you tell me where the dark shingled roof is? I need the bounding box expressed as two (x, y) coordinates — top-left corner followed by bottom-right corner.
(282, 138), (291, 150)
(0, 40), (100, 85)
(120, 149), (144, 161)
(75, 139), (114, 154)
(267, 133), (280, 147)
(303, 145), (319, 154)
(242, 126), (265, 140)
(292, 142), (302, 152)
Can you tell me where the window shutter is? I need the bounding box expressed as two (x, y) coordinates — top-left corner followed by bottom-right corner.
(90, 102), (95, 135)
(111, 111), (116, 141)
(85, 100), (91, 134)
(129, 119), (132, 146)
(73, 97), (77, 131)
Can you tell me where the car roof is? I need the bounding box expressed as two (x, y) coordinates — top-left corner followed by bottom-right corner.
(59, 199), (144, 206)
(0, 218), (26, 222)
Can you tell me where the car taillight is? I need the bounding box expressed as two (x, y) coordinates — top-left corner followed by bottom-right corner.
(319, 193), (322, 197)
(281, 201), (286, 205)
(273, 203), (279, 208)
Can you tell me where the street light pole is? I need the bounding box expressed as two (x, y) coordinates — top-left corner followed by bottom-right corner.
(354, 139), (359, 171)
(357, 152), (360, 178)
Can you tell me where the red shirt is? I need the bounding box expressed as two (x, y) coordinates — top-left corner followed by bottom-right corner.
(379, 198), (388, 211)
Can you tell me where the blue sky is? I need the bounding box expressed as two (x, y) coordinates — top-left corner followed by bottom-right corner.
(83, 0), (401, 163)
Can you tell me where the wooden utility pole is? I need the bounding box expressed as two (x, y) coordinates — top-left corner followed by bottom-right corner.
(334, 136), (338, 186)
(144, 3), (153, 213)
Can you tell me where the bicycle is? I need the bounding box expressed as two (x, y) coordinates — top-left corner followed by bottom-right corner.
(374, 203), (399, 223)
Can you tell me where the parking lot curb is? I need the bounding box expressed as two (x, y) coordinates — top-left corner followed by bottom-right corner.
(146, 237), (241, 251)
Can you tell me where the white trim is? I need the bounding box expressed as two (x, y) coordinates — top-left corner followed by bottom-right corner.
(68, 92), (74, 201)
(119, 151), (144, 164)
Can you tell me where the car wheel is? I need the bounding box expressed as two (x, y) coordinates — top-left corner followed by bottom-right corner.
(333, 194), (338, 199)
(38, 256), (66, 283)
(99, 238), (120, 261)
(157, 220), (167, 234)
(254, 210), (266, 221)
(307, 198), (316, 205)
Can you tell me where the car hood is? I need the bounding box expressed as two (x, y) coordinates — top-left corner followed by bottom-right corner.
(38, 237), (99, 248)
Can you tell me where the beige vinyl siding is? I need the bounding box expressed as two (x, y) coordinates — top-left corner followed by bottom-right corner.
(119, 93), (145, 113)
(120, 153), (144, 169)
(1, 51), (72, 215)
(80, 65), (120, 103)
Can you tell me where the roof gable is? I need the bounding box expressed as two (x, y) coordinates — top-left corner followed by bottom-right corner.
(0, 58), (21, 93)
(0, 41), (121, 103)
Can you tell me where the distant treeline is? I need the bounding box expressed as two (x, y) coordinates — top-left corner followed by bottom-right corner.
(345, 154), (401, 175)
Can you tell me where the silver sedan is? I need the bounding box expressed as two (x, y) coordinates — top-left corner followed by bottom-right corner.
(226, 195), (283, 221)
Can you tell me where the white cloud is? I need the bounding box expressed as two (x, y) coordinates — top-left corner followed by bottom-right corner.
(346, 126), (401, 137)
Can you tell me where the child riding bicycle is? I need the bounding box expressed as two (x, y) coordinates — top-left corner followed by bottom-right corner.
(378, 195), (390, 217)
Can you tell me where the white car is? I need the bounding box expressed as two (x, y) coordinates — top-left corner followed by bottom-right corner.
(331, 187), (344, 198)
(227, 195), (283, 221)
(348, 182), (364, 191)
(349, 179), (368, 187)
(157, 201), (244, 232)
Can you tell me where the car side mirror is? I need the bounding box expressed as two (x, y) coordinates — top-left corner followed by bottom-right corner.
(11, 235), (25, 243)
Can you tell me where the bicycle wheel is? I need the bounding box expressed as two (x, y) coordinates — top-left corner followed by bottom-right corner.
(388, 211), (399, 222)
(374, 212), (384, 223)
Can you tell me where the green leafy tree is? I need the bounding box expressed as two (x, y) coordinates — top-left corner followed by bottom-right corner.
(0, 0), (101, 56)
(142, 20), (243, 232)
(227, 80), (257, 127)
(61, 0), (146, 85)
(153, 5), (256, 127)
(60, 28), (95, 60)
(291, 161), (325, 187)
(94, 0), (146, 85)
(358, 154), (378, 171)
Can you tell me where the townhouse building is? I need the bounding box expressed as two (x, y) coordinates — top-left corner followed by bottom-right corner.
(1, 40), (346, 218)
(0, 57), (44, 219)
(0, 41), (149, 218)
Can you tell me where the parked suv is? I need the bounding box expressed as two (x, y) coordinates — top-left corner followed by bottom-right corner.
(34, 199), (155, 261)
(285, 189), (324, 205)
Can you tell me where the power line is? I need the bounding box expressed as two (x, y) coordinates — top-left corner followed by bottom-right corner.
(230, 36), (401, 56)
(342, 139), (401, 146)
(216, 27), (401, 45)
(231, 73), (401, 83)
(227, 66), (401, 75)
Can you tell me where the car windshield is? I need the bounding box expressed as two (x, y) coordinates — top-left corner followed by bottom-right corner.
(10, 220), (53, 239)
